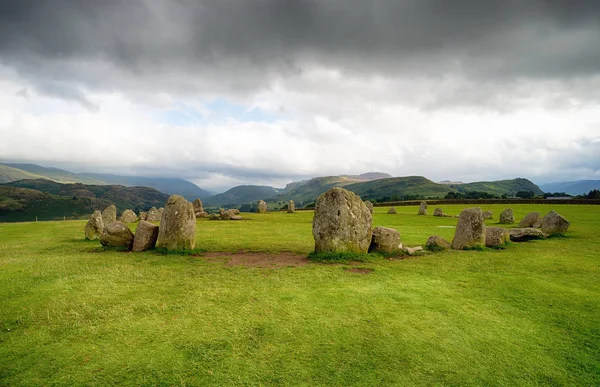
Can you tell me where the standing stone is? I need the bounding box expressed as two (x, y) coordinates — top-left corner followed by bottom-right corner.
(508, 228), (546, 241)
(193, 198), (203, 213)
(485, 227), (510, 248)
(100, 221), (134, 250)
(433, 208), (443, 217)
(132, 221), (159, 252)
(120, 209), (138, 224)
(541, 210), (570, 236)
(499, 209), (514, 224)
(364, 200), (374, 214)
(101, 204), (117, 225)
(146, 207), (160, 221)
(418, 201), (428, 215)
(287, 200), (295, 213)
(387, 207), (397, 214)
(138, 211), (147, 221)
(257, 200), (267, 213)
(220, 209), (232, 220)
(482, 210), (493, 220)
(368, 227), (401, 253)
(209, 213), (220, 220)
(195, 211), (208, 218)
(230, 209), (240, 215)
(425, 235), (451, 251)
(312, 187), (372, 253)
(157, 207), (164, 219)
(156, 195), (196, 250)
(84, 210), (104, 240)
(452, 207), (486, 250)
(519, 212), (540, 228)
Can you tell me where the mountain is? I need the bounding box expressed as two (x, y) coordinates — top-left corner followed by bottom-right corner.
(540, 180), (600, 195)
(0, 179), (169, 222)
(0, 163), (211, 200)
(343, 176), (453, 201)
(453, 178), (543, 196)
(204, 185), (283, 207)
(79, 173), (212, 201)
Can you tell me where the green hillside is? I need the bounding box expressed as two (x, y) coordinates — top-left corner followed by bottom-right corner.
(0, 179), (170, 222)
(204, 185), (283, 207)
(0, 164), (48, 183)
(270, 176), (363, 206)
(455, 178), (543, 196)
(343, 176), (453, 201)
(1, 163), (104, 184)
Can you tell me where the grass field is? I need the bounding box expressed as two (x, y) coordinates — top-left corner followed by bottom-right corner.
(1, 204), (599, 385)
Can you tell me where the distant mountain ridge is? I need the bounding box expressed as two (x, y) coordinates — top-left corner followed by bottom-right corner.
(204, 185), (283, 207)
(540, 180), (600, 195)
(0, 163), (210, 200)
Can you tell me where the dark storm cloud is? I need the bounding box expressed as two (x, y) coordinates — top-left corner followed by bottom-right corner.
(1, 0), (600, 99)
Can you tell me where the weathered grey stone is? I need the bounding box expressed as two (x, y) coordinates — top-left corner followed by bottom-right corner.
(485, 227), (510, 248)
(132, 220), (159, 252)
(287, 200), (295, 213)
(387, 207), (397, 214)
(220, 208), (232, 220)
(156, 195), (196, 250)
(257, 200), (267, 213)
(312, 187), (373, 253)
(84, 210), (104, 240)
(425, 235), (451, 251)
(230, 208), (240, 215)
(101, 204), (117, 225)
(418, 201), (428, 215)
(146, 207), (160, 221)
(138, 211), (147, 221)
(209, 213), (220, 220)
(195, 211), (208, 218)
(433, 208), (443, 217)
(402, 246), (424, 255)
(499, 209), (514, 224)
(508, 228), (546, 241)
(541, 210), (570, 236)
(120, 209), (138, 224)
(364, 200), (374, 214)
(231, 215), (243, 220)
(193, 198), (203, 213)
(100, 221), (134, 249)
(368, 227), (401, 253)
(519, 212), (540, 228)
(482, 210), (493, 220)
(533, 218), (543, 228)
(157, 207), (164, 219)
(452, 207), (486, 250)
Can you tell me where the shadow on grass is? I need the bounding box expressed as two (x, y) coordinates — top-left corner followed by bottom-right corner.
(307, 250), (406, 264)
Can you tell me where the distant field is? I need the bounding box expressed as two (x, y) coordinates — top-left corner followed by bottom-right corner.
(1, 204), (599, 385)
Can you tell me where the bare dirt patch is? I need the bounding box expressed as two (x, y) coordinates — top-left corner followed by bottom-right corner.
(345, 268), (374, 274)
(201, 252), (310, 268)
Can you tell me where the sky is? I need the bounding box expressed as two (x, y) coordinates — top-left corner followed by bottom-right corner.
(1, 0), (599, 192)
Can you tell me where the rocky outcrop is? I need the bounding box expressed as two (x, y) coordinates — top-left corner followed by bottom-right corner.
(132, 221), (159, 252)
(100, 221), (134, 249)
(499, 209), (514, 224)
(452, 207), (486, 250)
(84, 210), (104, 240)
(312, 187), (372, 253)
(485, 227), (510, 248)
(156, 195), (196, 250)
(368, 227), (401, 253)
(541, 210), (570, 236)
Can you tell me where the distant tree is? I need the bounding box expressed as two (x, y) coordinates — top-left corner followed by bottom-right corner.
(587, 189), (600, 199)
(515, 190), (535, 199)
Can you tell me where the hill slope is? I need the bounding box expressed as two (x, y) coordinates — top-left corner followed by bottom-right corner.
(1, 163), (104, 184)
(0, 164), (48, 183)
(540, 180), (600, 195)
(343, 176), (453, 201)
(204, 185), (283, 207)
(455, 178), (543, 196)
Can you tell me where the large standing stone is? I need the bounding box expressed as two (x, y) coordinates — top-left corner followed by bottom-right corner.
(287, 200), (295, 213)
(485, 227), (510, 248)
(482, 210), (493, 220)
(120, 209), (138, 224)
(425, 235), (451, 251)
(138, 211), (147, 221)
(193, 198), (203, 213)
(418, 201), (428, 215)
(452, 208), (486, 250)
(146, 207), (160, 221)
(387, 207), (397, 214)
(312, 187), (372, 253)
(364, 201), (374, 214)
(499, 209), (514, 224)
(508, 228), (546, 242)
(100, 221), (134, 249)
(101, 204), (117, 225)
(368, 227), (401, 253)
(257, 200), (267, 213)
(156, 195), (196, 250)
(157, 207), (164, 219)
(84, 210), (104, 240)
(433, 208), (443, 217)
(541, 210), (570, 236)
(519, 212), (540, 228)
(132, 221), (159, 252)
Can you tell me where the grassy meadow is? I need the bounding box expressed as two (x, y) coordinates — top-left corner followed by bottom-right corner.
(1, 204), (599, 385)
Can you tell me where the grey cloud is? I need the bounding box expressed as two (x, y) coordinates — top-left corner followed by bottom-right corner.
(36, 82), (99, 112)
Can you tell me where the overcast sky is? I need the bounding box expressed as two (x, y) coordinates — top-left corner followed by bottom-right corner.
(1, 0), (599, 192)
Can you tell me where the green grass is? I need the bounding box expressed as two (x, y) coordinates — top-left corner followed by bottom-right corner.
(1, 204), (599, 385)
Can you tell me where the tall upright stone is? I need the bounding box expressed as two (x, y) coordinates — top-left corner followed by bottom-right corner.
(84, 210), (104, 240)
(418, 201), (428, 215)
(452, 207), (486, 250)
(541, 210), (570, 236)
(101, 204), (117, 225)
(132, 220), (159, 252)
(499, 209), (514, 224)
(146, 207), (160, 221)
(287, 200), (295, 213)
(364, 200), (374, 214)
(193, 198), (203, 213)
(156, 195), (196, 250)
(312, 187), (372, 253)
(120, 209), (138, 224)
(257, 200), (267, 213)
